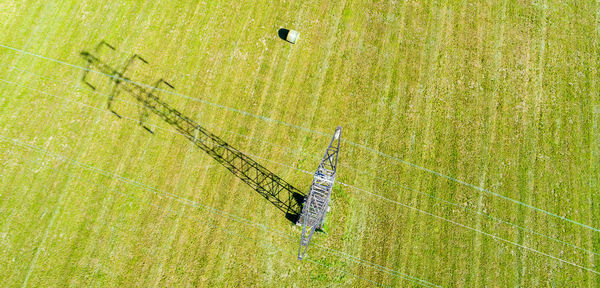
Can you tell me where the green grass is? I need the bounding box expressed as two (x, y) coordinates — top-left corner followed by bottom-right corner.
(0, 0), (599, 286)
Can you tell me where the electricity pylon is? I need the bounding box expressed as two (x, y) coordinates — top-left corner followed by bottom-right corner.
(297, 126), (341, 260)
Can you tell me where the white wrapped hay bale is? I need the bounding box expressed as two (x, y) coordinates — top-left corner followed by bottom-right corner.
(286, 30), (299, 44)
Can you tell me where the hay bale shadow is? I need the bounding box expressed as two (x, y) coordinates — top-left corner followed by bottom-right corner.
(278, 28), (290, 42)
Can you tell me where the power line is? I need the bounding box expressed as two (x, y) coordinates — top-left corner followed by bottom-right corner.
(0, 135), (435, 285)
(338, 181), (600, 275)
(13, 160), (395, 288)
(356, 172), (600, 257)
(0, 71), (595, 271)
(304, 258), (394, 288)
(0, 43), (596, 235)
(0, 61), (325, 163)
(1, 133), (597, 275)
(1, 50), (597, 275)
(0, 74), (597, 259)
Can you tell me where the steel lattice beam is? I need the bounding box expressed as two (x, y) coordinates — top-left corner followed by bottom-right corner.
(297, 126), (341, 260)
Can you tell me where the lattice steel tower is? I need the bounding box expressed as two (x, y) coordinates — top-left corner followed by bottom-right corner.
(297, 126), (341, 260)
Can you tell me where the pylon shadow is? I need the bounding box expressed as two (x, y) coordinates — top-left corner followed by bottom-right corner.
(80, 41), (304, 223)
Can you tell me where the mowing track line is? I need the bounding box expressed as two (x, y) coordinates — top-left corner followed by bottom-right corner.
(2, 142), (436, 287)
(1, 43), (596, 235)
(0, 134), (597, 276)
(0, 74), (598, 259)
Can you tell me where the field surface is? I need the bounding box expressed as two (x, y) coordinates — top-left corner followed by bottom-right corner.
(1, 0), (599, 287)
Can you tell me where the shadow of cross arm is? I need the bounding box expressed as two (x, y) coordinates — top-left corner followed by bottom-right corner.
(79, 47), (305, 223)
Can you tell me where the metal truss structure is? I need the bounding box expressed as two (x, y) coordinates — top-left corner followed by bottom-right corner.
(297, 126), (341, 260)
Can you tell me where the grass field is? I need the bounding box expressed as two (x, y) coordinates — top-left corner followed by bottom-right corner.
(0, 0), (599, 286)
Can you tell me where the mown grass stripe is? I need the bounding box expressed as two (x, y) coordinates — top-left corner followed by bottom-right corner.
(3, 41), (595, 241)
(4, 140), (435, 287)
(2, 74), (597, 264)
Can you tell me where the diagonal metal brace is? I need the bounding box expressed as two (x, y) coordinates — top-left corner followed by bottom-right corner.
(298, 126), (341, 260)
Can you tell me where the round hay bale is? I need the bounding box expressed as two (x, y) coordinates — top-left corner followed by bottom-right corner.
(286, 30), (299, 44)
